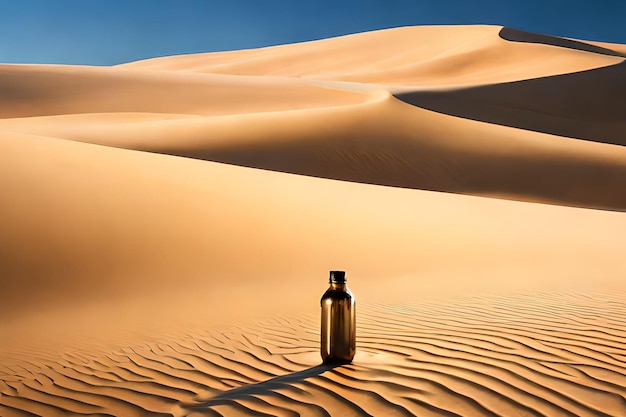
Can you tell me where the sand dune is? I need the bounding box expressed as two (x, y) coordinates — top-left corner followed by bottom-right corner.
(119, 25), (622, 87)
(1, 24), (626, 416)
(1, 80), (624, 210)
(0, 26), (624, 210)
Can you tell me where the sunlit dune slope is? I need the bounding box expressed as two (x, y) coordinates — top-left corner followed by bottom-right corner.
(120, 25), (623, 86)
(0, 64), (368, 118)
(1, 132), (625, 320)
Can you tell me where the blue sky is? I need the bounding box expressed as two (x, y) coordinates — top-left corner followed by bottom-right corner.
(0, 0), (624, 65)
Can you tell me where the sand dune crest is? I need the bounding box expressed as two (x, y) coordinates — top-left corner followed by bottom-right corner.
(120, 25), (622, 87)
(499, 27), (626, 58)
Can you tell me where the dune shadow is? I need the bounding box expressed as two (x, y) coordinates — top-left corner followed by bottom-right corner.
(183, 363), (342, 412)
(394, 61), (626, 146)
(499, 27), (626, 58)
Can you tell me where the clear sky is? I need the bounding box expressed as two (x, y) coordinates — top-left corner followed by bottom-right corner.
(1, 0), (624, 66)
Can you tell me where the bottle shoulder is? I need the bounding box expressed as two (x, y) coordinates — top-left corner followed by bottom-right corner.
(320, 287), (354, 303)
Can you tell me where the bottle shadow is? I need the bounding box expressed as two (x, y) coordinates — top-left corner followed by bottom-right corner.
(183, 362), (342, 411)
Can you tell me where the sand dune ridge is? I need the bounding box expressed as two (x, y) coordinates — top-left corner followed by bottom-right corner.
(499, 27), (626, 58)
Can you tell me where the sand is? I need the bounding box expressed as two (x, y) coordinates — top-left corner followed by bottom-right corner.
(1, 25), (625, 416)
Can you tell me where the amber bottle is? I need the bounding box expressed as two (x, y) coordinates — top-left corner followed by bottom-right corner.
(320, 270), (356, 364)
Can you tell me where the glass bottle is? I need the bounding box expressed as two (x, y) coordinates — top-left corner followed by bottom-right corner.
(320, 270), (356, 364)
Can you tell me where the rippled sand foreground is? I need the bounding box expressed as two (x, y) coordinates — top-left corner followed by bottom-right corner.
(2, 292), (626, 416)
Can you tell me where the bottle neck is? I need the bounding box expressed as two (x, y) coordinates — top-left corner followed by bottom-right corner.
(330, 282), (347, 290)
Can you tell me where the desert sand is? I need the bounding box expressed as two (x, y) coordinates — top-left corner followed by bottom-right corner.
(1, 25), (625, 416)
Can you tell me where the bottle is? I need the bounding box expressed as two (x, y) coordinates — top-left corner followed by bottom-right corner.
(320, 270), (356, 364)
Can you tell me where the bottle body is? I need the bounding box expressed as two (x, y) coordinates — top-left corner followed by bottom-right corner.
(320, 271), (356, 364)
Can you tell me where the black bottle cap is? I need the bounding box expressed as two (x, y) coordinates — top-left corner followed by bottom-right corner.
(329, 270), (346, 284)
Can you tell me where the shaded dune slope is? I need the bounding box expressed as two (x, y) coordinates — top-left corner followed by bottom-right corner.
(394, 61), (626, 146)
(586, 40), (626, 56)
(2, 293), (626, 416)
(499, 27), (626, 58)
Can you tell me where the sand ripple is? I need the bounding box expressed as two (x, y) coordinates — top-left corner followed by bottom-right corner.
(2, 292), (626, 416)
